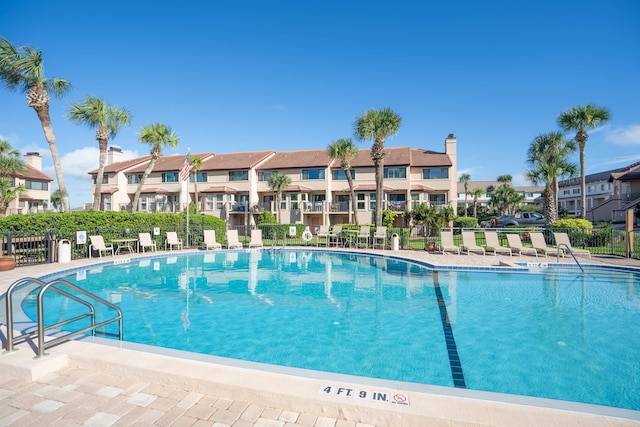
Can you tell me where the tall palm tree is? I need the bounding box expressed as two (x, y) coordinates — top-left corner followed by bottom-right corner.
(558, 104), (611, 218)
(497, 174), (512, 186)
(328, 138), (359, 225)
(267, 172), (292, 224)
(0, 38), (71, 212)
(189, 155), (204, 212)
(67, 95), (132, 210)
(354, 107), (401, 226)
(50, 189), (62, 211)
(526, 132), (577, 225)
(0, 138), (26, 177)
(470, 187), (484, 218)
(131, 123), (180, 212)
(459, 173), (471, 216)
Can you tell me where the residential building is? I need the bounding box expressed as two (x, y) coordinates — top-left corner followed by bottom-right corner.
(4, 152), (53, 215)
(90, 135), (458, 228)
(456, 181), (543, 212)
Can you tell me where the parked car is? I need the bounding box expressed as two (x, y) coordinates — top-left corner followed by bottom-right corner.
(491, 212), (546, 227)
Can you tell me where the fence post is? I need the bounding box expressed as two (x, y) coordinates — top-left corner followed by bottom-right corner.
(46, 230), (54, 263)
(6, 232), (13, 256)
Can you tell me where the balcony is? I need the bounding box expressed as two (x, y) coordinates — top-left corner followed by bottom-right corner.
(302, 201), (325, 213)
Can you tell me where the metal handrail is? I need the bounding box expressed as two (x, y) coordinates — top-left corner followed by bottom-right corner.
(557, 243), (584, 272)
(4, 277), (123, 357)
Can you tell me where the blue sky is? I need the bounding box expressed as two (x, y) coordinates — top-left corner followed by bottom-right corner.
(1, 1), (639, 208)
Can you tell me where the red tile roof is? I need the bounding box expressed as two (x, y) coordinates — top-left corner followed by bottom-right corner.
(15, 164), (53, 182)
(257, 149), (332, 170)
(202, 151), (274, 170)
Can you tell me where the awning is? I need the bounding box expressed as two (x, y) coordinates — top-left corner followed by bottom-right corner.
(200, 186), (238, 194)
(284, 185), (312, 192)
(100, 188), (119, 194)
(139, 187), (169, 194)
(349, 185), (394, 192)
(411, 184), (434, 192)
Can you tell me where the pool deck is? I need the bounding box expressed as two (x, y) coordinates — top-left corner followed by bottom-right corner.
(1, 248), (640, 427)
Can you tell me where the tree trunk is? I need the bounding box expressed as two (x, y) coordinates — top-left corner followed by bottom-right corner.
(579, 142), (586, 218)
(132, 158), (157, 212)
(344, 167), (358, 226)
(371, 139), (385, 227)
(94, 136), (108, 210)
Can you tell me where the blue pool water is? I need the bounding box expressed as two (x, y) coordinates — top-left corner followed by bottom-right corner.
(25, 250), (640, 411)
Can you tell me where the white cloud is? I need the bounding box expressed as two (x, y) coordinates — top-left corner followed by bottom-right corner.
(605, 125), (640, 146)
(0, 132), (20, 145)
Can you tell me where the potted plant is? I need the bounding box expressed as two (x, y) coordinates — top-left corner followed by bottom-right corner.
(425, 237), (438, 252)
(0, 255), (16, 271)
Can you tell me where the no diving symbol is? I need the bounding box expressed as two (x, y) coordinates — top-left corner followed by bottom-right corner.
(392, 393), (409, 405)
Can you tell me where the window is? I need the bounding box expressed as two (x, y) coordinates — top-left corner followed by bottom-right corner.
(384, 167), (406, 179)
(127, 174), (143, 184)
(228, 170), (248, 181)
(302, 169), (325, 180)
(104, 194), (111, 211)
(357, 193), (365, 209)
(92, 175), (109, 185)
(600, 184), (606, 191)
(162, 172), (179, 183)
(290, 193), (299, 210)
(140, 195), (147, 211)
(429, 194), (446, 205)
(25, 180), (48, 190)
(332, 170), (355, 180)
(563, 189), (570, 195)
(258, 171), (274, 181)
(572, 188), (580, 194)
(524, 192), (533, 198)
(423, 168), (449, 179)
(190, 172), (207, 183)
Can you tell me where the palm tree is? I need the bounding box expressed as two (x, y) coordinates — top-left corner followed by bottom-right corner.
(0, 178), (25, 216)
(0, 38), (71, 212)
(470, 187), (484, 218)
(67, 95), (132, 210)
(189, 155), (204, 212)
(0, 138), (26, 177)
(558, 104), (611, 218)
(328, 138), (359, 225)
(267, 172), (292, 223)
(354, 107), (401, 226)
(50, 189), (62, 211)
(497, 174), (512, 186)
(131, 123), (180, 212)
(459, 173), (471, 216)
(526, 132), (577, 225)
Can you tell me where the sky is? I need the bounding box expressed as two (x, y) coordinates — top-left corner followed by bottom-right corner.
(1, 1), (639, 208)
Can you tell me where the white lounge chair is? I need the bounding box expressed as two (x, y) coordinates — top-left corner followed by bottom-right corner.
(530, 232), (562, 257)
(483, 231), (511, 256)
(165, 231), (183, 251)
(138, 232), (156, 253)
(249, 229), (263, 248)
(89, 235), (114, 258)
(461, 231), (485, 255)
(316, 225), (330, 247)
(553, 232), (591, 258)
(226, 229), (243, 249)
(506, 233), (538, 257)
(356, 226), (370, 248)
(202, 229), (222, 250)
(373, 226), (387, 249)
(439, 230), (460, 255)
(328, 225), (342, 247)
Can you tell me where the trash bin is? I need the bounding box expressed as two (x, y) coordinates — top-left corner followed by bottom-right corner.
(58, 239), (71, 263)
(391, 233), (399, 251)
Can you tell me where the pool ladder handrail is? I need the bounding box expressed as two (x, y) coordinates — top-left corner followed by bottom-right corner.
(4, 277), (123, 358)
(556, 243), (584, 272)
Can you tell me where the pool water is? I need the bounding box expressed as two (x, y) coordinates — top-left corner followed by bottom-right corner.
(25, 250), (640, 411)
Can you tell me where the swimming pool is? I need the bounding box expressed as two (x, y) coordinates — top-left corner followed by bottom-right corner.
(25, 250), (640, 411)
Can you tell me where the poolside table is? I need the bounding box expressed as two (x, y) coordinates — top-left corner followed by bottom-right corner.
(112, 238), (138, 255)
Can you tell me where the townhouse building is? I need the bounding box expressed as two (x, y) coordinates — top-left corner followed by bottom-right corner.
(4, 152), (52, 215)
(456, 181), (543, 212)
(90, 134), (458, 229)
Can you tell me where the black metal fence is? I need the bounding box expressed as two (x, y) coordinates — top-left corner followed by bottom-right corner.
(2, 225), (638, 267)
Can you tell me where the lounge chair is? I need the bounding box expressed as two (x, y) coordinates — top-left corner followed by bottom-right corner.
(483, 231), (512, 256)
(226, 229), (243, 249)
(439, 230), (460, 255)
(202, 229), (222, 250)
(505, 233), (538, 257)
(89, 235), (114, 258)
(138, 232), (157, 253)
(316, 225), (330, 247)
(356, 226), (370, 248)
(553, 232), (591, 258)
(328, 225), (342, 247)
(249, 229), (264, 248)
(372, 226), (387, 249)
(461, 231), (485, 255)
(530, 232), (562, 257)
(165, 232), (183, 251)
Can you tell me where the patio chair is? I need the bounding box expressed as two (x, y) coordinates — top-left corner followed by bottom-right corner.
(553, 232), (591, 259)
(165, 232), (184, 251)
(356, 226), (370, 248)
(328, 225), (343, 247)
(505, 233), (538, 257)
(138, 232), (157, 253)
(226, 229), (243, 249)
(483, 231), (512, 256)
(249, 229), (264, 248)
(461, 231), (485, 255)
(439, 230), (460, 255)
(530, 232), (563, 257)
(202, 229), (222, 250)
(316, 225), (330, 247)
(372, 226), (387, 249)
(89, 235), (114, 258)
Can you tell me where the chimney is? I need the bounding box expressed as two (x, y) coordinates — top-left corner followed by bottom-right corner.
(107, 146), (123, 165)
(24, 152), (42, 171)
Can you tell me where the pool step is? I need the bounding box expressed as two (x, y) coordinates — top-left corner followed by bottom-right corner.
(0, 342), (68, 380)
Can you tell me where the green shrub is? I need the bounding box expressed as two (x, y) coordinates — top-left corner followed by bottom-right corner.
(454, 217), (479, 229)
(256, 211), (276, 225)
(551, 218), (593, 231)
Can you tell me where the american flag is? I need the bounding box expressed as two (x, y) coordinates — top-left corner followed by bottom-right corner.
(179, 152), (191, 182)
